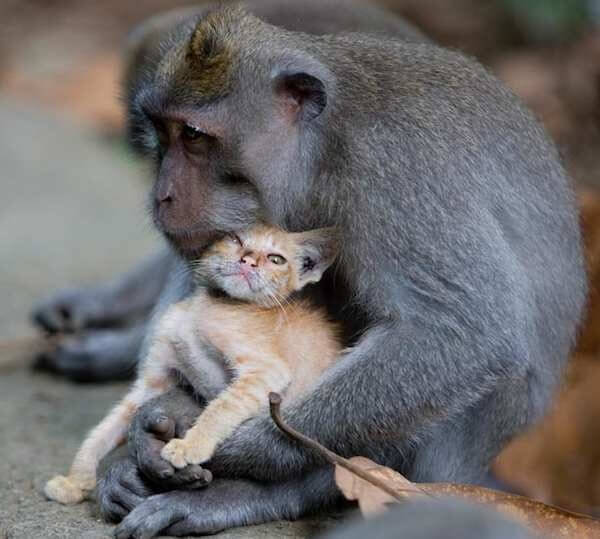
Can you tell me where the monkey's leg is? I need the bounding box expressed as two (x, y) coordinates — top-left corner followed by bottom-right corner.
(408, 378), (531, 484)
(112, 465), (339, 538)
(44, 346), (176, 505)
(161, 358), (291, 469)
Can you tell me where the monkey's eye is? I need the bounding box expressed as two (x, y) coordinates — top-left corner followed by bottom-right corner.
(152, 119), (169, 148)
(267, 254), (287, 265)
(181, 124), (214, 154)
(182, 124), (208, 142)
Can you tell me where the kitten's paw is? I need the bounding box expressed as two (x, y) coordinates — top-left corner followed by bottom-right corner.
(44, 475), (90, 504)
(161, 439), (213, 469)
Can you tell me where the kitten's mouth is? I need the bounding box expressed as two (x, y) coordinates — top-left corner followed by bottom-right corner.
(226, 271), (259, 292)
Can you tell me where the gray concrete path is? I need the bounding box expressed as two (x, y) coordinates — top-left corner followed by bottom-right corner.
(0, 98), (340, 538)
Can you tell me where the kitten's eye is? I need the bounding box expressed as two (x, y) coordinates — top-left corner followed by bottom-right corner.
(228, 233), (243, 246)
(267, 254), (287, 265)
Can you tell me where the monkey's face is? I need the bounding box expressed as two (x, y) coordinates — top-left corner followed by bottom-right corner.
(145, 108), (263, 258)
(128, 9), (331, 259)
(137, 92), (326, 260)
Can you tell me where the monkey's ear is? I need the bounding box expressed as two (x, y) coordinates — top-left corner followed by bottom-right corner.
(294, 227), (340, 287)
(273, 71), (328, 122)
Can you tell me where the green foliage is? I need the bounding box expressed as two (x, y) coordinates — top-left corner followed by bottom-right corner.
(501, 0), (591, 41)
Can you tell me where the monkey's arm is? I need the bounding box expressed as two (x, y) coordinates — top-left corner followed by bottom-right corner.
(128, 314), (517, 485)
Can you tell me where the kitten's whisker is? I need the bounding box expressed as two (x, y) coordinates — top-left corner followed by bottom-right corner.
(269, 291), (289, 322)
(253, 273), (289, 321)
(173, 262), (194, 283)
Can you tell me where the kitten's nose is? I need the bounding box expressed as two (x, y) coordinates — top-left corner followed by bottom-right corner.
(241, 254), (258, 267)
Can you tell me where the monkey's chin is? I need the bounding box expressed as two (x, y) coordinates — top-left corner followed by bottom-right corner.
(164, 230), (212, 259)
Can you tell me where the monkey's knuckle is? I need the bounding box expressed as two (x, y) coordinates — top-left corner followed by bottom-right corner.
(122, 467), (138, 485)
(141, 407), (164, 429)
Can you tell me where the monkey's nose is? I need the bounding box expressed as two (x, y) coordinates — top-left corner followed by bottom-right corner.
(241, 254), (258, 267)
(156, 184), (174, 205)
(157, 192), (173, 204)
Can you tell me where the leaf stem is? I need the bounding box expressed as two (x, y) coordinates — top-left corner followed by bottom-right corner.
(268, 392), (427, 502)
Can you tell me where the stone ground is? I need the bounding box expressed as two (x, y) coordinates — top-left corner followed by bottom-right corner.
(0, 97), (341, 538)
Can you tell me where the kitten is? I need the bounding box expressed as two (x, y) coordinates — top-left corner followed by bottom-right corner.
(44, 224), (342, 504)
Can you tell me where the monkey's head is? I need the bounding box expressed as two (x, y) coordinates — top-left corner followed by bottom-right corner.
(125, 7), (334, 259)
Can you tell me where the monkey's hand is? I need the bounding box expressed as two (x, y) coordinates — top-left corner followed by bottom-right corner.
(113, 479), (272, 538)
(31, 287), (110, 334)
(128, 387), (213, 487)
(96, 456), (155, 523)
(33, 327), (143, 382)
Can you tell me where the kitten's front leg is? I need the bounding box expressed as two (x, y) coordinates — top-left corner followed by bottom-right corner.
(45, 343), (175, 504)
(161, 361), (291, 469)
(44, 394), (144, 504)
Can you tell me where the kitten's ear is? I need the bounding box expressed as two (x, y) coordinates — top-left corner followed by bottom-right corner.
(294, 227), (340, 288)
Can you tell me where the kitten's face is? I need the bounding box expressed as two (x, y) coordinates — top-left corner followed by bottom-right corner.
(196, 224), (338, 307)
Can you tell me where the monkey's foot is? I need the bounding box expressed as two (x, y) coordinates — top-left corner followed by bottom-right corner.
(161, 438), (213, 469)
(44, 474), (92, 504)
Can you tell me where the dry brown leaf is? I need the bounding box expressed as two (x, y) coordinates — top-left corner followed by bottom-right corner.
(426, 482), (600, 538)
(332, 456), (600, 537)
(334, 456), (425, 516)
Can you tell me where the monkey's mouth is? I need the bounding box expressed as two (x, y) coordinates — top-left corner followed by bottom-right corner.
(164, 229), (213, 258)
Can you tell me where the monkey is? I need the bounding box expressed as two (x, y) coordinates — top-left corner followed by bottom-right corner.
(30, 0), (427, 382)
(83, 4), (586, 538)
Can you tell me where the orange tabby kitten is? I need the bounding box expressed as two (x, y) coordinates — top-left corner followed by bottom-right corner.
(45, 224), (341, 504)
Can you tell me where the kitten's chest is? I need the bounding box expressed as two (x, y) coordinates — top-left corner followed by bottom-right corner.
(171, 294), (286, 370)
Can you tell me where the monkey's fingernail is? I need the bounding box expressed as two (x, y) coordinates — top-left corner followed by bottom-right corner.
(153, 417), (171, 432)
(158, 468), (173, 479)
